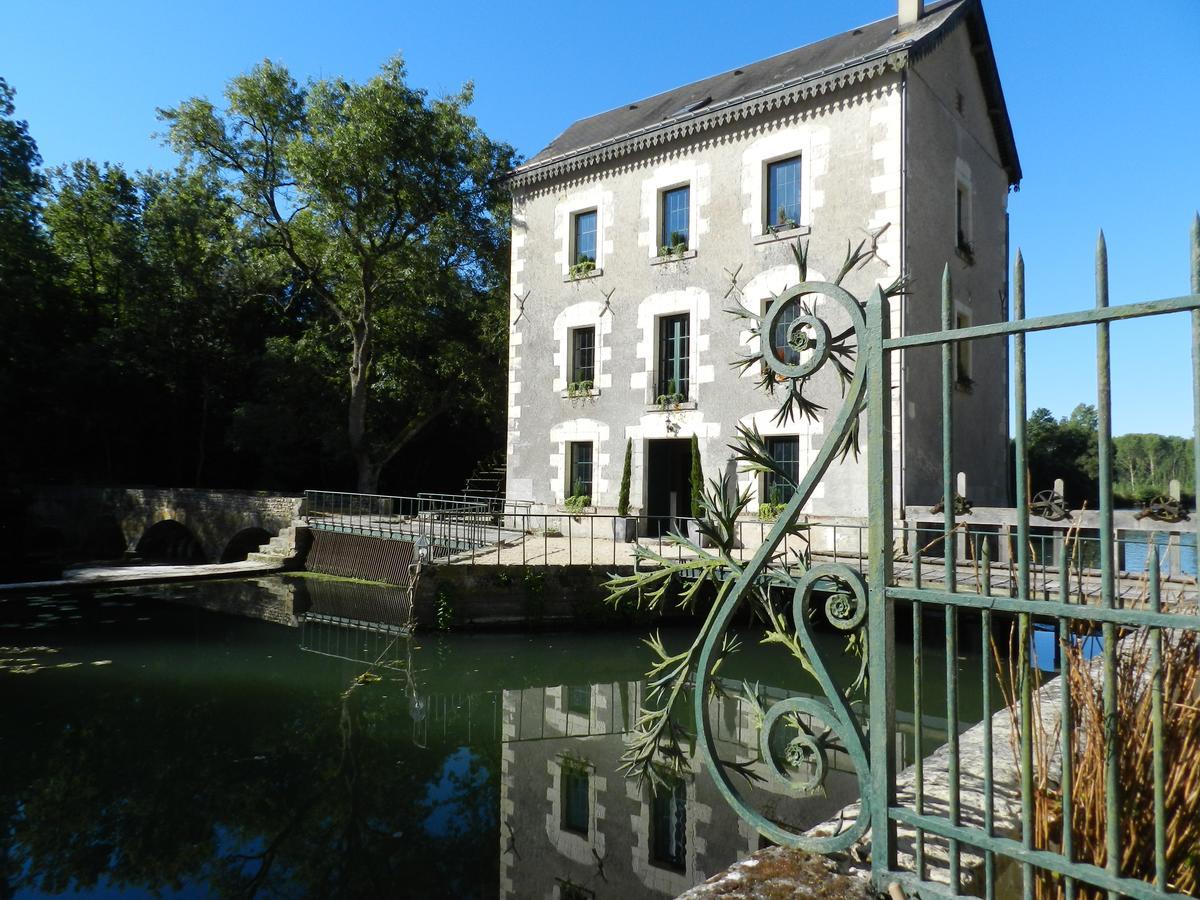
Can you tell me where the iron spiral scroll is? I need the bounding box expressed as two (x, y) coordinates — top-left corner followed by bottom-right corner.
(693, 280), (874, 851)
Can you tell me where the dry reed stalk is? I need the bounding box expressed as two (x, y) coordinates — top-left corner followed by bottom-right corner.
(1027, 627), (1200, 898)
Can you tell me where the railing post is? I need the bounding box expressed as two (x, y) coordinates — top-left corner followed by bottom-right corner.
(865, 285), (896, 882)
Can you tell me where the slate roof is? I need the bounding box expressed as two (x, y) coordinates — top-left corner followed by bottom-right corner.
(513, 0), (1020, 188)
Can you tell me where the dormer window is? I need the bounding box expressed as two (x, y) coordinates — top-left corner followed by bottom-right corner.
(766, 156), (801, 232)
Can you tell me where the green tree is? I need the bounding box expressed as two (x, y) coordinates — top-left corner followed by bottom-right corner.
(1026, 404), (1099, 507)
(0, 78), (76, 486)
(161, 57), (516, 493)
(617, 438), (632, 517)
(689, 434), (704, 519)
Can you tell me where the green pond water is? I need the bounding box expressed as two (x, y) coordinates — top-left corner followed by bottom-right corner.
(0, 576), (1000, 898)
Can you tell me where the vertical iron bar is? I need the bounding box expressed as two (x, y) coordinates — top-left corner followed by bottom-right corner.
(1096, 231), (1120, 900)
(981, 539), (995, 900)
(1014, 250), (1034, 899)
(912, 528), (921, 883)
(1149, 546), (1165, 892)
(866, 286), (897, 885)
(941, 265), (960, 892)
(1192, 214), (1200, 608)
(1057, 538), (1076, 900)
(912, 532), (925, 881)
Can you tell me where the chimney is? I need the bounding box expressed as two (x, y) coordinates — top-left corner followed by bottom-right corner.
(898, 0), (924, 28)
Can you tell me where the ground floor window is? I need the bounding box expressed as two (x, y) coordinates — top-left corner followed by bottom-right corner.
(567, 684), (591, 718)
(763, 435), (800, 506)
(567, 442), (593, 502)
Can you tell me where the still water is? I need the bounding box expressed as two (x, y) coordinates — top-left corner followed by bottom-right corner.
(1, 577), (997, 898)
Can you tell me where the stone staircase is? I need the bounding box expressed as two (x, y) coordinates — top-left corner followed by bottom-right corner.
(462, 456), (506, 505)
(246, 521), (307, 567)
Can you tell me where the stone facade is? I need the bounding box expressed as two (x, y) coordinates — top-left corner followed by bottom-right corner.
(505, 2), (1019, 534)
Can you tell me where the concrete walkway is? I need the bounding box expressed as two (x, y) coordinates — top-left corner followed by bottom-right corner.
(0, 559), (286, 593)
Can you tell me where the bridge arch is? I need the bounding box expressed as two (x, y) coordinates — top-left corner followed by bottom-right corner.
(136, 520), (207, 564)
(220, 527), (271, 563)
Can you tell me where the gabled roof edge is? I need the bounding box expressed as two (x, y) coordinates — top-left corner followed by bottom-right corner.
(910, 0), (1021, 187)
(507, 48), (907, 191)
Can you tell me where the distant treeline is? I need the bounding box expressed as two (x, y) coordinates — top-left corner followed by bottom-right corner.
(0, 62), (514, 495)
(1025, 405), (1194, 509)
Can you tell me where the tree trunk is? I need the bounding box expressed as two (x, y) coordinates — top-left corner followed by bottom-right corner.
(347, 318), (375, 493)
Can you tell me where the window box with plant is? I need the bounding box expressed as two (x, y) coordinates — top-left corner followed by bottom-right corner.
(568, 257), (597, 280)
(563, 490), (592, 515)
(657, 230), (689, 260)
(565, 379), (596, 399)
(758, 485), (788, 521)
(655, 378), (687, 410)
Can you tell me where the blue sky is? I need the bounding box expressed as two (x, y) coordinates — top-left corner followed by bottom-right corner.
(3, 1), (1198, 436)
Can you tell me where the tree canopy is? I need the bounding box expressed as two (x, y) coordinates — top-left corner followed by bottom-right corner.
(160, 57), (516, 492)
(0, 60), (515, 500)
(1025, 404), (1194, 508)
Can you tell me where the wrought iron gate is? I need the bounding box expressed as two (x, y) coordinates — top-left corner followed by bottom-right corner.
(690, 220), (1200, 898)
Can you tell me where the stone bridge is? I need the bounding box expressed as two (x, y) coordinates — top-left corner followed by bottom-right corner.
(18, 486), (303, 564)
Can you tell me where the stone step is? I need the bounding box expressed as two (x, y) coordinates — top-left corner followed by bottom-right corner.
(246, 551), (289, 565)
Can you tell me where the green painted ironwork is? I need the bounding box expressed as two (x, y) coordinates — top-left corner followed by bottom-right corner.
(681, 218), (1200, 897)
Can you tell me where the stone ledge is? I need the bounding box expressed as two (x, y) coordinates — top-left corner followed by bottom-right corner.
(677, 844), (870, 898)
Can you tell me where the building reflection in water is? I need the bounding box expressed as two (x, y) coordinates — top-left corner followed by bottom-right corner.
(498, 680), (862, 899)
(295, 619), (948, 899)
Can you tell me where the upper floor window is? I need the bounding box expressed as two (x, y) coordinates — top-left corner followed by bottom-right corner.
(955, 183), (970, 248)
(660, 185), (690, 250)
(657, 313), (690, 401)
(561, 762), (590, 835)
(764, 296), (803, 367)
(955, 309), (973, 387)
(572, 210), (597, 265)
(570, 326), (595, 385)
(651, 778), (687, 871)
(763, 435), (799, 507)
(766, 156), (801, 232)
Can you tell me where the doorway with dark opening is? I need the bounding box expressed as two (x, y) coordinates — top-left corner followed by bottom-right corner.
(645, 439), (692, 537)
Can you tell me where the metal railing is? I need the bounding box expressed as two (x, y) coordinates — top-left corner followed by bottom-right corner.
(303, 489), (526, 561)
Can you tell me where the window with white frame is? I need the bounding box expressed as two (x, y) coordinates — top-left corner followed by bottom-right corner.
(763, 436), (800, 507)
(656, 313), (690, 400)
(955, 179), (972, 257)
(569, 326), (595, 387)
(763, 295), (803, 367)
(765, 155), (801, 232)
(650, 777), (687, 871)
(572, 209), (597, 266)
(660, 185), (690, 252)
(567, 442), (593, 501)
(560, 760), (590, 835)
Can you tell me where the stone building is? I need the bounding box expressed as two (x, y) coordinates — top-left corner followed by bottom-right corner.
(504, 0), (1020, 534)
